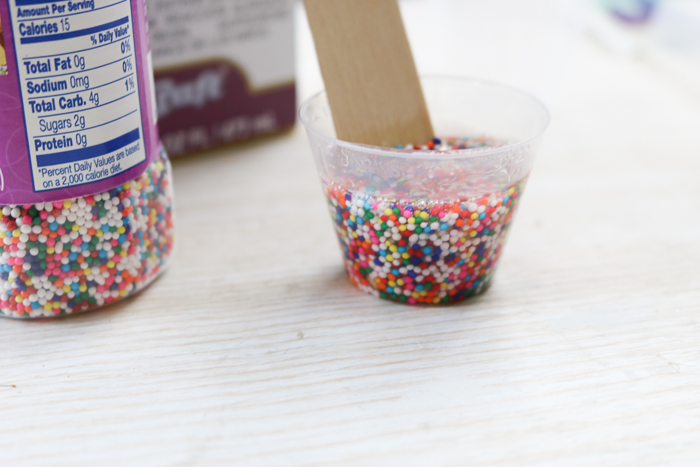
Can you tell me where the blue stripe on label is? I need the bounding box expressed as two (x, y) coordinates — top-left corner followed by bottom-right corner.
(36, 128), (139, 167)
(16, 0), (76, 5)
(20, 17), (128, 44)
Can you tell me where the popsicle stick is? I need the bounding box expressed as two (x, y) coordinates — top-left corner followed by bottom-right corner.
(304, 0), (434, 147)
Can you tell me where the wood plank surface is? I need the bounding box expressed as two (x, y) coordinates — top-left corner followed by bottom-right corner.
(1, 1), (700, 466)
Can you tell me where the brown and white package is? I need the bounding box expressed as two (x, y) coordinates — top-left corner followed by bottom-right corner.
(146, 0), (295, 156)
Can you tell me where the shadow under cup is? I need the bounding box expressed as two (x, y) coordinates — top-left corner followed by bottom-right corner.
(300, 77), (549, 305)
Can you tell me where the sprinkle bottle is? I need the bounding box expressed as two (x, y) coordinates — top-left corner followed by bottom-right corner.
(0, 0), (175, 318)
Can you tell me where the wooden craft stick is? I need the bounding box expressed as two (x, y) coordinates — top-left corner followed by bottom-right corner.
(304, 0), (434, 147)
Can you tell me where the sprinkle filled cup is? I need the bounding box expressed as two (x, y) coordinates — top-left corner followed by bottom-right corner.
(300, 77), (549, 305)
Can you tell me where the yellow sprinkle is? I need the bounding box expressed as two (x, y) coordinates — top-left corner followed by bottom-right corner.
(407, 217), (415, 224)
(440, 283), (448, 289)
(117, 227), (126, 234)
(507, 188), (515, 195)
(389, 245), (397, 252)
(402, 253), (409, 259)
(107, 261), (115, 268)
(471, 213), (478, 219)
(388, 281), (396, 287)
(420, 212), (428, 219)
(72, 224), (80, 232)
(15, 295), (22, 303)
(47, 247), (54, 254)
(397, 279), (404, 286)
(386, 255), (394, 261)
(398, 225), (406, 231)
(468, 261), (474, 267)
(469, 231), (477, 237)
(63, 200), (72, 209)
(78, 285), (87, 292)
(420, 290), (427, 297)
(44, 303), (52, 311)
(412, 292), (420, 299)
(123, 182), (130, 189)
(53, 302), (60, 309)
(0, 232), (5, 239)
(433, 297), (440, 304)
(119, 289), (128, 297)
(350, 215), (356, 222)
(96, 231), (103, 238)
(63, 285), (71, 293)
(13, 230), (20, 238)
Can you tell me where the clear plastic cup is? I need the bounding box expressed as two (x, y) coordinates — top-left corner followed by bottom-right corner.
(300, 76), (549, 305)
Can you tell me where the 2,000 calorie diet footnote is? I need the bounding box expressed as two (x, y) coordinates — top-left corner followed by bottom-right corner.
(0, 0), (159, 204)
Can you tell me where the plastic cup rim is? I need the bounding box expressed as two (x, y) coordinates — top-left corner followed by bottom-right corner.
(298, 75), (551, 160)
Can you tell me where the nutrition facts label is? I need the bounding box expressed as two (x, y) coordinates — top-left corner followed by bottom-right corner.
(7, 0), (145, 192)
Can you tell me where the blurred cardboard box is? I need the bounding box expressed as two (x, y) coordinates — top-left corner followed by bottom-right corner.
(147, 0), (295, 156)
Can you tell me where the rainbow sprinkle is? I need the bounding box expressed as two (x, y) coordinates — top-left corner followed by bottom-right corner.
(0, 148), (174, 318)
(323, 137), (526, 305)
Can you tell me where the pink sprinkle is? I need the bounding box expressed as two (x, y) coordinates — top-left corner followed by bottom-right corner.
(53, 201), (63, 209)
(74, 238), (82, 246)
(39, 211), (48, 220)
(22, 215), (32, 224)
(46, 238), (55, 247)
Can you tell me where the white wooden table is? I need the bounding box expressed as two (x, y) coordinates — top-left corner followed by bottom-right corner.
(2, 1), (700, 465)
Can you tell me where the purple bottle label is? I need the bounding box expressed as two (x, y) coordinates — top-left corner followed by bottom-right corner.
(0, 0), (159, 204)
